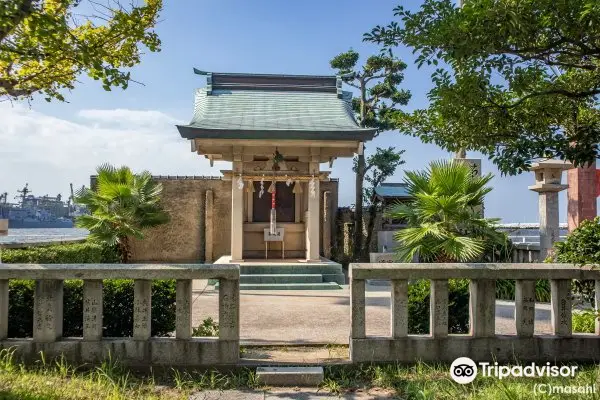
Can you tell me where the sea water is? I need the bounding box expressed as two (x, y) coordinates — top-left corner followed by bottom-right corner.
(0, 228), (89, 244)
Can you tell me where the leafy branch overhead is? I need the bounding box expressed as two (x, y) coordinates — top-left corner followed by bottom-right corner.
(0, 0), (162, 102)
(330, 49), (411, 132)
(365, 0), (600, 174)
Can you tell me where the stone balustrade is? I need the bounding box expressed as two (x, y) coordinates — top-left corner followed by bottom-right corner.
(511, 243), (542, 263)
(350, 263), (600, 363)
(0, 264), (240, 366)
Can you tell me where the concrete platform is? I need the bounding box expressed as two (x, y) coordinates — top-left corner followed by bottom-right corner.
(256, 366), (324, 386)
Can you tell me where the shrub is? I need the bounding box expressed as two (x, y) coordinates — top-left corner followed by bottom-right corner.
(572, 311), (597, 333)
(8, 279), (175, 337)
(554, 217), (600, 306)
(192, 317), (219, 337)
(408, 279), (470, 334)
(495, 279), (551, 302)
(1, 240), (119, 264)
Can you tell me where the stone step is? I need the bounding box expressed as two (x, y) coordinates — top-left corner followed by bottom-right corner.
(240, 264), (343, 275)
(256, 366), (324, 387)
(239, 282), (341, 290)
(240, 274), (323, 284)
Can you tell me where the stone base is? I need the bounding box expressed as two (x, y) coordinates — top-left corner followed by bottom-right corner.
(1, 338), (239, 367)
(256, 366), (324, 387)
(351, 335), (600, 363)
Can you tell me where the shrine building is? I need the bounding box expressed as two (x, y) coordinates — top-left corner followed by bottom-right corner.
(175, 69), (375, 263)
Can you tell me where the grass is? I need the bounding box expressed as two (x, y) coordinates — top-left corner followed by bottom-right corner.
(2, 347), (600, 399)
(322, 362), (600, 399)
(0, 348), (259, 400)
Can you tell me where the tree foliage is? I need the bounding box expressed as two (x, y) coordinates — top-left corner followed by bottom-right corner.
(365, 0), (600, 174)
(74, 163), (169, 263)
(330, 49), (410, 260)
(0, 0), (162, 102)
(386, 160), (506, 262)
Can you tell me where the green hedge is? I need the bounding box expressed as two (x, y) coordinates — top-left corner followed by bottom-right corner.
(409, 279), (470, 334)
(1, 241), (119, 264)
(8, 279), (176, 337)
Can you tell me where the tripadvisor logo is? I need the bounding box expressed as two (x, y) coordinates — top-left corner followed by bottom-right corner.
(450, 357), (478, 384)
(450, 357), (578, 384)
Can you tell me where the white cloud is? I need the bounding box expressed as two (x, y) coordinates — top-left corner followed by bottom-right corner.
(0, 104), (224, 199)
(77, 109), (180, 130)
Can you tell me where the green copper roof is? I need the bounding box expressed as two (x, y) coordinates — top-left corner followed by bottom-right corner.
(177, 72), (376, 141)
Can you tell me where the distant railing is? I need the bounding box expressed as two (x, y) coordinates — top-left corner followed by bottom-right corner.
(350, 263), (600, 363)
(511, 243), (542, 262)
(0, 264), (240, 366)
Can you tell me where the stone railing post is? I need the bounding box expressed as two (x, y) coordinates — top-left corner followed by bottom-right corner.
(469, 279), (495, 337)
(0, 279), (7, 340)
(83, 280), (103, 341)
(391, 279), (408, 338)
(133, 280), (152, 340)
(176, 279), (193, 339)
(351, 279), (366, 339)
(218, 278), (240, 340)
(551, 279), (572, 337)
(430, 280), (449, 337)
(515, 280), (535, 337)
(33, 280), (63, 342)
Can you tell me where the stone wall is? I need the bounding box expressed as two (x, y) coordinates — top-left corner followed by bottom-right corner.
(129, 176), (231, 263)
(128, 176), (339, 263)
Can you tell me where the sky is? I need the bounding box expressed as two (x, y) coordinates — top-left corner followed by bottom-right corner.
(0, 0), (571, 223)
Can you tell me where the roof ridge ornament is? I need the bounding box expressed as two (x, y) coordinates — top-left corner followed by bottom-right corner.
(193, 68), (212, 95)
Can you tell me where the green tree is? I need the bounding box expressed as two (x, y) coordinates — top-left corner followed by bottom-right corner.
(365, 0), (600, 174)
(386, 160), (506, 262)
(330, 49), (411, 260)
(0, 0), (162, 102)
(74, 164), (169, 263)
(361, 147), (405, 257)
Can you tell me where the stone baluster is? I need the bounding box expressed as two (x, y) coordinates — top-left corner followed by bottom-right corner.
(33, 280), (63, 342)
(551, 279), (572, 337)
(430, 280), (449, 337)
(133, 280), (152, 340)
(515, 280), (535, 337)
(391, 280), (408, 338)
(83, 280), (103, 341)
(218, 279), (240, 340)
(176, 279), (193, 339)
(351, 279), (366, 339)
(0, 279), (7, 340)
(596, 280), (600, 336)
(469, 279), (496, 337)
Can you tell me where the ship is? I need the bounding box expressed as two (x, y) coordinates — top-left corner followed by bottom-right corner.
(0, 184), (88, 229)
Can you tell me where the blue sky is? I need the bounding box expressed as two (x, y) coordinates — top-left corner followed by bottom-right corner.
(0, 0), (570, 222)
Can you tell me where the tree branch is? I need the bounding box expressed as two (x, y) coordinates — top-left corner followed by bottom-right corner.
(0, 0), (35, 43)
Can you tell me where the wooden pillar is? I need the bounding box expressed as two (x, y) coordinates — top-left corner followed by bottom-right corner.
(306, 151), (320, 261)
(231, 152), (244, 261)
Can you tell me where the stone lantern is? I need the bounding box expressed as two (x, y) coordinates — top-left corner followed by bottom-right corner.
(528, 160), (573, 259)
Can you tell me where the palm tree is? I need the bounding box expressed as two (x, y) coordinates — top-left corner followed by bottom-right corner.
(386, 160), (506, 262)
(74, 164), (170, 263)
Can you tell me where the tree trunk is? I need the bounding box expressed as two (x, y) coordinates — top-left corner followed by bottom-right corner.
(353, 154), (365, 261)
(364, 198), (379, 258)
(118, 237), (131, 263)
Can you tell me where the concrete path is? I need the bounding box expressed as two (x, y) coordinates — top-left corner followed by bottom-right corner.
(189, 388), (395, 399)
(191, 282), (552, 344)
